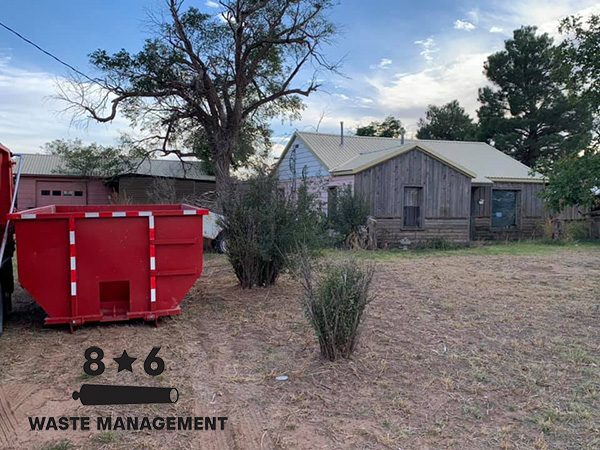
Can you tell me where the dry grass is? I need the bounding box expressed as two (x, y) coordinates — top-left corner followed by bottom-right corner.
(0, 244), (599, 449)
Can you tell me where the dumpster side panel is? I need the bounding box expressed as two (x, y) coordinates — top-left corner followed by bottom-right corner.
(155, 215), (203, 311)
(76, 217), (151, 319)
(15, 219), (71, 318)
(10, 204), (207, 328)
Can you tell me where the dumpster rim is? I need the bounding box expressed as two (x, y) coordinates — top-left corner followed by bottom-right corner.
(8, 203), (209, 221)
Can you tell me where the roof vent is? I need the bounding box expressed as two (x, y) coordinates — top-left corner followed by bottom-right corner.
(340, 121), (344, 146)
(400, 128), (406, 145)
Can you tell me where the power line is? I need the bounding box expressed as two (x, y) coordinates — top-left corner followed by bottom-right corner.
(0, 20), (99, 85)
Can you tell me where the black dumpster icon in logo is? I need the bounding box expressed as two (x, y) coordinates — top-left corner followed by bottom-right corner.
(72, 384), (178, 405)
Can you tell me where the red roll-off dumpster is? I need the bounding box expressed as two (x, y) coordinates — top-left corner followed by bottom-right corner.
(8, 204), (208, 329)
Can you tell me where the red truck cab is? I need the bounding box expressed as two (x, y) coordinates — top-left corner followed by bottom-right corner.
(0, 142), (15, 334)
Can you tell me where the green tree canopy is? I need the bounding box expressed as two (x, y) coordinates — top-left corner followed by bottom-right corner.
(355, 116), (403, 138)
(539, 15), (600, 212)
(45, 139), (133, 179)
(416, 100), (478, 141)
(60, 0), (339, 193)
(560, 14), (600, 144)
(477, 26), (592, 171)
(539, 151), (600, 213)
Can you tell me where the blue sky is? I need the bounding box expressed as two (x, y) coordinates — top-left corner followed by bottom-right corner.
(1, 0), (599, 156)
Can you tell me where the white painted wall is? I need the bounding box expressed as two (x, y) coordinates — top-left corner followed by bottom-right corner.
(276, 136), (354, 213)
(277, 137), (328, 180)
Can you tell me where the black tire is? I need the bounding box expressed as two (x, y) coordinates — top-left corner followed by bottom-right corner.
(213, 233), (228, 254)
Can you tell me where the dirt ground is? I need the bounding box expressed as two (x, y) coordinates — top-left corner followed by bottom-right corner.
(0, 246), (599, 450)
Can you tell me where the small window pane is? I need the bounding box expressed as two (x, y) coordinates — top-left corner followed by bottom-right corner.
(492, 190), (517, 228)
(403, 187), (422, 227)
(74, 191), (83, 197)
(52, 190), (61, 196)
(41, 190), (50, 196)
(63, 190), (73, 196)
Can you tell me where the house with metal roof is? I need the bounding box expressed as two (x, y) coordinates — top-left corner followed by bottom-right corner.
(276, 131), (548, 245)
(17, 153), (215, 210)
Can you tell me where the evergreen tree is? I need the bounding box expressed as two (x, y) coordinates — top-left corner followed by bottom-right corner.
(355, 116), (403, 138)
(477, 26), (592, 171)
(416, 100), (477, 141)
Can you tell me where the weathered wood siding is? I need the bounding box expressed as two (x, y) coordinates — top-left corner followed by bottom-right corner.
(471, 182), (545, 240)
(558, 205), (588, 221)
(355, 148), (472, 246)
(368, 217), (470, 247)
(119, 176), (216, 204)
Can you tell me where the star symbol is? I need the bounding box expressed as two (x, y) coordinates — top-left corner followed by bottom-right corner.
(113, 350), (137, 372)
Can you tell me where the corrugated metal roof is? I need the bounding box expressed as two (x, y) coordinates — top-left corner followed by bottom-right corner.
(17, 153), (215, 181)
(294, 132), (545, 184)
(332, 142), (478, 180)
(296, 132), (402, 170)
(129, 159), (214, 181)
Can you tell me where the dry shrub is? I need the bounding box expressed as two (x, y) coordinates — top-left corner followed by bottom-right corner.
(109, 190), (133, 205)
(147, 177), (177, 204)
(563, 220), (591, 241)
(542, 217), (555, 240)
(297, 249), (375, 360)
(543, 217), (592, 241)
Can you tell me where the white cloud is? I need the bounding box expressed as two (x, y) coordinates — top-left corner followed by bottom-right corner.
(369, 58), (393, 70)
(476, 1), (600, 38)
(0, 57), (129, 153)
(454, 20), (476, 31)
(414, 37), (438, 62)
(366, 53), (489, 131)
(205, 1), (219, 8)
(273, 0), (600, 143)
(357, 97), (374, 106)
(334, 93), (350, 101)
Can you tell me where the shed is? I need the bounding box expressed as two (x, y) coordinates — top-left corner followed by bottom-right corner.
(116, 159), (216, 204)
(16, 154), (215, 209)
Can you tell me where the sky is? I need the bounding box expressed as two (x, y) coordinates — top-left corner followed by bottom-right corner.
(1, 0), (599, 157)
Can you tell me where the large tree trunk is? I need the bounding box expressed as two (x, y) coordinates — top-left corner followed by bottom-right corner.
(211, 138), (235, 208)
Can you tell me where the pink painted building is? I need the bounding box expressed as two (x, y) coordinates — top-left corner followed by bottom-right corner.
(16, 154), (215, 210)
(17, 155), (113, 210)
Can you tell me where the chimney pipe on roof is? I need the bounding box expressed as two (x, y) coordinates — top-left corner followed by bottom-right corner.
(400, 128), (406, 145)
(340, 121), (344, 146)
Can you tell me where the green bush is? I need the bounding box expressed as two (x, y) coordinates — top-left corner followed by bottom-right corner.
(563, 220), (591, 241)
(297, 251), (374, 360)
(218, 168), (326, 288)
(328, 186), (370, 242)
